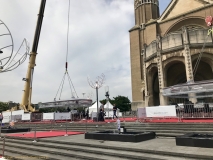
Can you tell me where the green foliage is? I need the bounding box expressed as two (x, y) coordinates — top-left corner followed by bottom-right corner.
(0, 102), (9, 112)
(100, 95), (131, 112)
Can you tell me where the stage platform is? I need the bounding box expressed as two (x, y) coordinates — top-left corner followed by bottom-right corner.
(6, 131), (84, 138)
(1, 128), (30, 133)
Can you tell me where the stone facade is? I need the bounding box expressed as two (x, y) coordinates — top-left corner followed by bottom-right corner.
(130, 0), (213, 111)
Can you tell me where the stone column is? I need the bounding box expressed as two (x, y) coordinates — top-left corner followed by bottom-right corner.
(156, 36), (167, 105)
(182, 26), (196, 103)
(142, 45), (149, 107)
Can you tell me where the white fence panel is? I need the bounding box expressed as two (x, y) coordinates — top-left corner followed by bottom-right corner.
(2, 111), (11, 123)
(22, 113), (31, 120)
(55, 113), (71, 120)
(12, 110), (24, 115)
(137, 107), (147, 118)
(43, 113), (54, 120)
(146, 105), (176, 117)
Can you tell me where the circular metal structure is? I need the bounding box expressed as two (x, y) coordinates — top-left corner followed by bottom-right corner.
(163, 80), (213, 98)
(0, 19), (29, 73)
(0, 19), (14, 69)
(38, 98), (93, 109)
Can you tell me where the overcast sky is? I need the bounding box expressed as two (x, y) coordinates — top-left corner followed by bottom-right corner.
(0, 0), (171, 104)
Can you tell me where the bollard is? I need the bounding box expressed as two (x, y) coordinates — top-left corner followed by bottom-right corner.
(2, 137), (5, 159)
(85, 118), (88, 133)
(50, 120), (53, 132)
(28, 120), (31, 132)
(0, 121), (2, 138)
(32, 123), (37, 142)
(64, 118), (68, 136)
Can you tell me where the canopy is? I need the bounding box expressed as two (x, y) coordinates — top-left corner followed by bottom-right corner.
(88, 101), (102, 114)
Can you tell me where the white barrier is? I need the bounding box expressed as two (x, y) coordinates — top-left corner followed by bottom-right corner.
(137, 107), (147, 118)
(22, 113), (31, 121)
(2, 111), (11, 123)
(43, 113), (54, 120)
(55, 113), (71, 120)
(12, 110), (24, 116)
(146, 105), (176, 117)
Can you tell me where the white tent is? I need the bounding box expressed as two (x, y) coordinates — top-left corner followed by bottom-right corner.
(88, 101), (102, 115)
(104, 101), (122, 118)
(104, 101), (114, 111)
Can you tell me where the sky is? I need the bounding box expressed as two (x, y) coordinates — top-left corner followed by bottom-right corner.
(0, 0), (171, 104)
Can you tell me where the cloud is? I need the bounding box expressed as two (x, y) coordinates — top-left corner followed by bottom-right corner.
(0, 0), (170, 104)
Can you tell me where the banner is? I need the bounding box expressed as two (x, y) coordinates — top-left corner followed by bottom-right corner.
(137, 107), (147, 118)
(55, 113), (71, 120)
(43, 113), (54, 120)
(146, 105), (176, 117)
(22, 113), (31, 121)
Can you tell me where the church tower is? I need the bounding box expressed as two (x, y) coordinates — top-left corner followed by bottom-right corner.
(134, 0), (160, 25)
(130, 0), (160, 110)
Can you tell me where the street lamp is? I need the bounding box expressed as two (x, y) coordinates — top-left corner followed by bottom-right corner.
(105, 86), (110, 119)
(87, 74), (105, 122)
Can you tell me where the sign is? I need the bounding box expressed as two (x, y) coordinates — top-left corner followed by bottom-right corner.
(43, 113), (54, 120)
(146, 105), (176, 117)
(22, 113), (31, 121)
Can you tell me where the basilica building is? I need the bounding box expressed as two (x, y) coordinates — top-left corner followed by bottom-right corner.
(129, 0), (213, 110)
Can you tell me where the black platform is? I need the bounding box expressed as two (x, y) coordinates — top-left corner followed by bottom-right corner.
(1, 128), (30, 133)
(176, 133), (213, 148)
(85, 131), (156, 142)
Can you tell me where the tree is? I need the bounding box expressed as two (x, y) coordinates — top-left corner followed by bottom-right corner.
(0, 102), (9, 112)
(100, 95), (131, 112)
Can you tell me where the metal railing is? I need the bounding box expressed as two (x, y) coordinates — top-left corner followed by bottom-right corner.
(176, 103), (213, 119)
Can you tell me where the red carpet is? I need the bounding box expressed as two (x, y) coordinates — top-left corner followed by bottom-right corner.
(6, 131), (84, 138)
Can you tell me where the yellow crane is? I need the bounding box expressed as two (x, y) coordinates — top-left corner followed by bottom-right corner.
(12, 0), (46, 112)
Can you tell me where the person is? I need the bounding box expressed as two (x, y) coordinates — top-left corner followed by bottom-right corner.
(0, 113), (3, 123)
(98, 108), (105, 121)
(113, 104), (118, 119)
(116, 117), (120, 134)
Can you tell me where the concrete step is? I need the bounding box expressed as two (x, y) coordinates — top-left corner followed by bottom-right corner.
(2, 138), (194, 160)
(0, 141), (164, 160)
(4, 137), (211, 160)
(1, 142), (113, 160)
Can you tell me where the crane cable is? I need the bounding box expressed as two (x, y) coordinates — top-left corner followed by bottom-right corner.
(54, 0), (78, 100)
(193, 2), (212, 78)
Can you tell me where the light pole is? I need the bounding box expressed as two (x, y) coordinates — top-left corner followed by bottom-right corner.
(87, 74), (105, 122)
(95, 82), (99, 121)
(105, 86), (110, 119)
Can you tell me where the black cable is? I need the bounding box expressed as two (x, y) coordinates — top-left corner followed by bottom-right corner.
(67, 73), (78, 98)
(55, 73), (66, 100)
(193, 32), (210, 77)
(59, 73), (66, 100)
